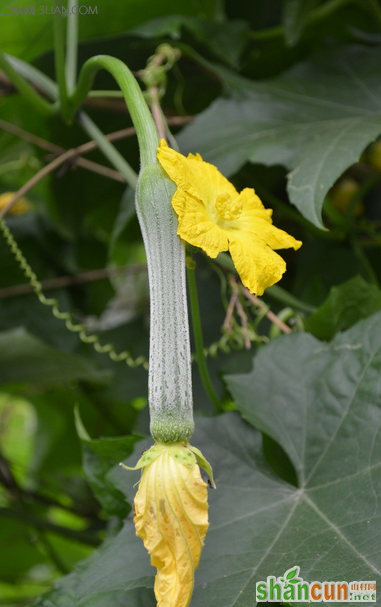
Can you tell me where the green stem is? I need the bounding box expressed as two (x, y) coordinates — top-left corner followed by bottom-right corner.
(53, 2), (69, 120)
(266, 285), (317, 314)
(187, 258), (224, 413)
(78, 112), (138, 189)
(0, 49), (58, 115)
(3, 51), (154, 182)
(69, 55), (158, 167)
(88, 90), (125, 97)
(250, 0), (355, 41)
(65, 0), (78, 93)
(4, 52), (138, 188)
(3, 54), (58, 99)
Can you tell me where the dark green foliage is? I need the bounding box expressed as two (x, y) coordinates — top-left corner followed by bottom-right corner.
(1, 0), (381, 604)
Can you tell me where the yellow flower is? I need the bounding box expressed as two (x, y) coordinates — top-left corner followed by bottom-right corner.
(122, 443), (213, 607)
(157, 140), (302, 296)
(0, 192), (29, 216)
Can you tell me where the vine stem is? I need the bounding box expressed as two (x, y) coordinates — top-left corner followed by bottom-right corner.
(53, 1), (69, 121)
(0, 148), (88, 216)
(0, 214), (148, 369)
(65, 0), (78, 93)
(187, 257), (224, 413)
(0, 264), (146, 299)
(242, 288), (292, 334)
(70, 55), (159, 167)
(0, 54), (139, 186)
(0, 49), (58, 116)
(78, 112), (138, 189)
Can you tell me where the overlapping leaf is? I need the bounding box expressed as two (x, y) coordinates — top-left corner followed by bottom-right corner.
(32, 311), (381, 606)
(178, 44), (381, 227)
(305, 274), (381, 340)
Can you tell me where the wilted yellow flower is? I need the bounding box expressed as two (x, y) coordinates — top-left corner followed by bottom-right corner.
(122, 443), (213, 607)
(158, 140), (302, 296)
(0, 192), (29, 215)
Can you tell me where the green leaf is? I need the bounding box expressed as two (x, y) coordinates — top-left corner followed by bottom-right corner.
(0, 519), (49, 582)
(0, 328), (111, 385)
(282, 0), (319, 47)
(75, 408), (143, 518)
(0, 0), (222, 61)
(286, 567), (297, 580)
(32, 310), (381, 605)
(30, 516), (155, 606)
(177, 44), (381, 227)
(305, 274), (381, 340)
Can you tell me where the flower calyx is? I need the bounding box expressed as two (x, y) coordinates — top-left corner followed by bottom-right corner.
(120, 442), (215, 488)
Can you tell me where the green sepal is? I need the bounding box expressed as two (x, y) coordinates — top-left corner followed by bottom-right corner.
(172, 447), (196, 467)
(120, 443), (214, 486)
(119, 444), (164, 471)
(188, 444), (216, 488)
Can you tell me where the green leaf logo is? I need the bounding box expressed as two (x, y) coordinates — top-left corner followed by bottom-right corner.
(283, 566), (301, 586)
(286, 567), (298, 580)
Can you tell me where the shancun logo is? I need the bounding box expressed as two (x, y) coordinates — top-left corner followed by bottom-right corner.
(256, 566), (376, 602)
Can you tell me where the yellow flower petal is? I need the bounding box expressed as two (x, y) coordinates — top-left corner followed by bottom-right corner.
(158, 139), (237, 220)
(133, 444), (209, 607)
(174, 190), (228, 258)
(233, 189), (302, 251)
(158, 139), (202, 201)
(157, 141), (302, 295)
(228, 232), (287, 296)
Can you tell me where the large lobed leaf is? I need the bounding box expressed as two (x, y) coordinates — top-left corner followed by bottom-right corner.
(32, 311), (381, 606)
(178, 43), (381, 227)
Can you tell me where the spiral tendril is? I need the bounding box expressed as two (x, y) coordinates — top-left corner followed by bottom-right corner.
(0, 215), (148, 370)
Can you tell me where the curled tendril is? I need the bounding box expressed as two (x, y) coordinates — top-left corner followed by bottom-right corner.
(139, 43), (182, 101)
(0, 215), (148, 370)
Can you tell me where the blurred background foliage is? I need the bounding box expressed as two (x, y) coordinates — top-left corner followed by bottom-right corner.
(1, 0), (381, 604)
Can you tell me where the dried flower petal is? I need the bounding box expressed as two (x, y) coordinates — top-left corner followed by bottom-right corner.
(132, 444), (209, 607)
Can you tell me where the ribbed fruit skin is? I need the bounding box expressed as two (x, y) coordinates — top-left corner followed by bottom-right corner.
(135, 164), (194, 444)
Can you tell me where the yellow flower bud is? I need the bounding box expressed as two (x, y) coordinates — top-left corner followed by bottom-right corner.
(122, 443), (213, 607)
(0, 192), (29, 216)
